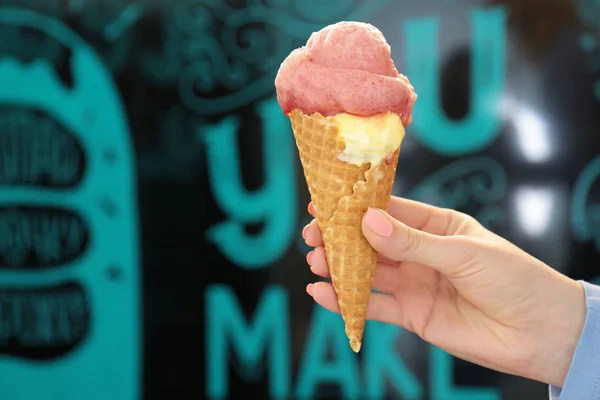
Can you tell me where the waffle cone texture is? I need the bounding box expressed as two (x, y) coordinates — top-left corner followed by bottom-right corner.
(290, 109), (401, 353)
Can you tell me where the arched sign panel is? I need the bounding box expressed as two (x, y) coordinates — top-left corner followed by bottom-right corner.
(0, 9), (140, 400)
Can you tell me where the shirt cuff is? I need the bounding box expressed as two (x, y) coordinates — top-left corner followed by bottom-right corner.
(549, 281), (600, 399)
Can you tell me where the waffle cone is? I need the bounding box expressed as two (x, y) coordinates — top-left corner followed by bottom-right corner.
(290, 109), (401, 352)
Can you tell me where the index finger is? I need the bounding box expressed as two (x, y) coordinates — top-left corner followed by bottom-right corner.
(309, 197), (466, 236)
(387, 196), (468, 236)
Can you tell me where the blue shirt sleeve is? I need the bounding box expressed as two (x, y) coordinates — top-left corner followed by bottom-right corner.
(549, 281), (600, 400)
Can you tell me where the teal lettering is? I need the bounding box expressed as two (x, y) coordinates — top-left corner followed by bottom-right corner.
(20, 295), (50, 346)
(572, 155), (600, 247)
(475, 206), (506, 231)
(34, 213), (57, 263)
(430, 346), (501, 399)
(202, 96), (297, 268)
(403, 7), (507, 156)
(0, 289), (87, 347)
(3, 209), (29, 266)
(0, 300), (8, 344)
(0, 110), (80, 185)
(55, 293), (73, 344)
(61, 213), (84, 256)
(365, 321), (423, 399)
(205, 285), (290, 399)
(0, 293), (18, 344)
(67, 289), (87, 340)
(296, 306), (360, 399)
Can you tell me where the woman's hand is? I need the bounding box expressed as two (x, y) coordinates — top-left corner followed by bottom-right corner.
(303, 196), (586, 388)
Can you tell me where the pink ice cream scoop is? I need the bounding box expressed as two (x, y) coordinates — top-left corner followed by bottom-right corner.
(275, 21), (417, 126)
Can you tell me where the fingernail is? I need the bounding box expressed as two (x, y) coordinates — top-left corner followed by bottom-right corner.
(306, 283), (314, 296)
(306, 251), (314, 265)
(364, 208), (393, 237)
(302, 223), (310, 240)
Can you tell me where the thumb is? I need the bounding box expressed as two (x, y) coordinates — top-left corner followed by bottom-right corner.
(361, 207), (477, 275)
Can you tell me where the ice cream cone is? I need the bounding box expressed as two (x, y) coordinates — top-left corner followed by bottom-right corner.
(290, 109), (401, 352)
(275, 20), (416, 352)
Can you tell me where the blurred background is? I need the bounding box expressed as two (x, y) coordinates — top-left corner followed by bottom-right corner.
(0, 0), (599, 399)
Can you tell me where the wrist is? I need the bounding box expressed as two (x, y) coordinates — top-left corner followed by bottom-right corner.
(531, 276), (586, 387)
